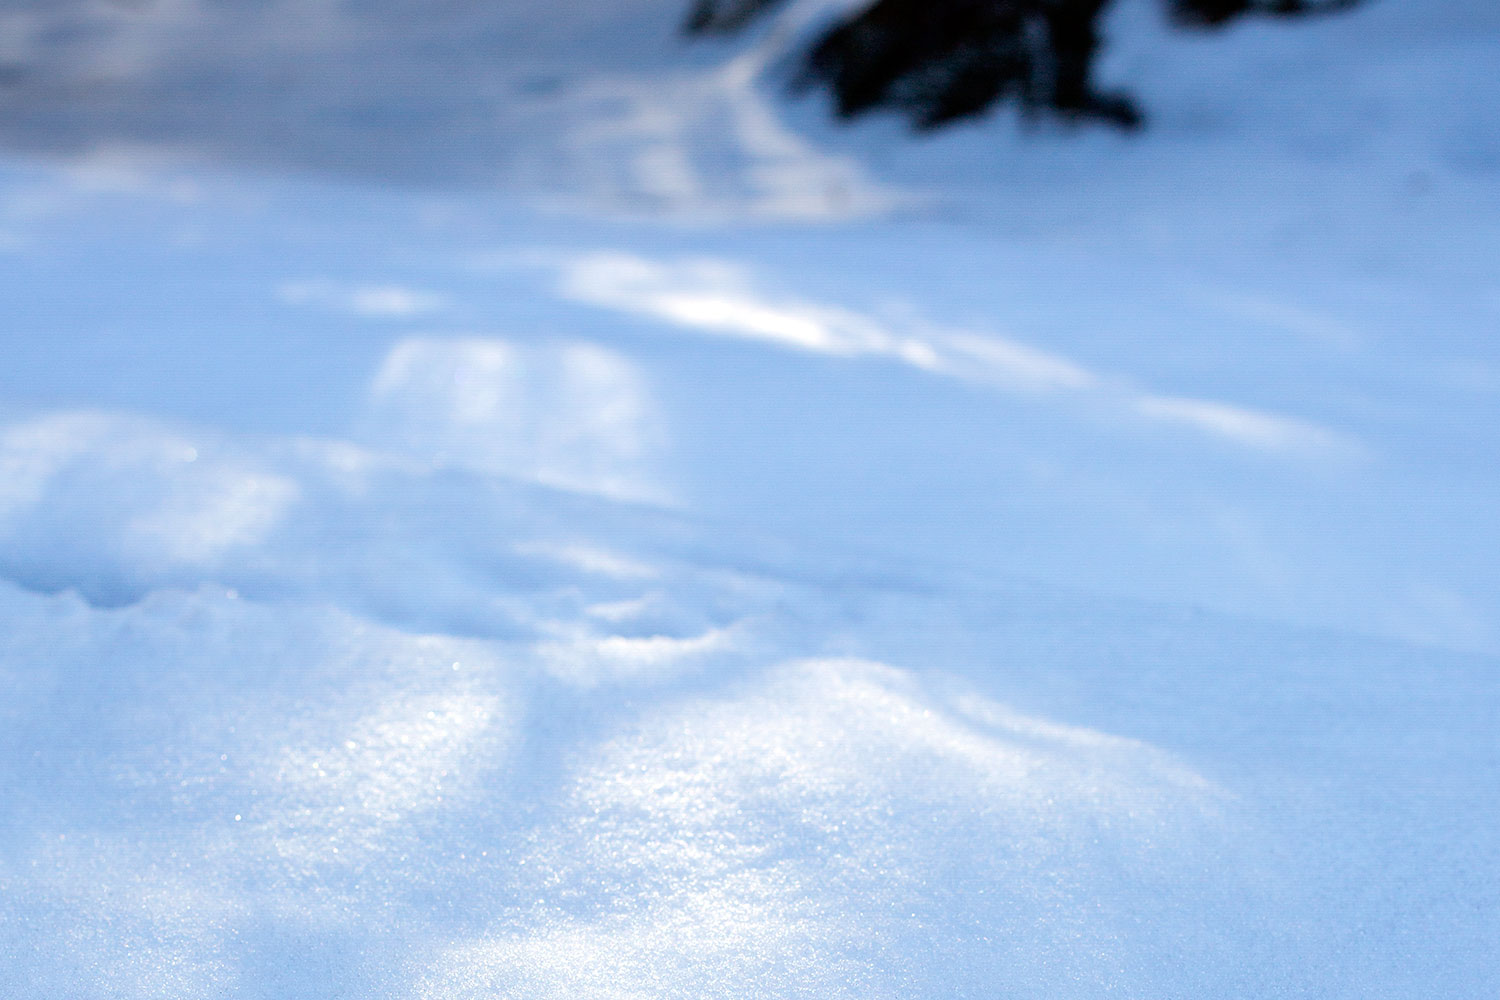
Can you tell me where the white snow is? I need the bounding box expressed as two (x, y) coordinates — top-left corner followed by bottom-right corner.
(0, 0), (1497, 996)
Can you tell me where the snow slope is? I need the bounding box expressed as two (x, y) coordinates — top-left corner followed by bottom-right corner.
(0, 0), (1497, 995)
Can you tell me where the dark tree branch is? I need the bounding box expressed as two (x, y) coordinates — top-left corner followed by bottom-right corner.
(685, 0), (1365, 130)
(1170, 0), (1366, 28)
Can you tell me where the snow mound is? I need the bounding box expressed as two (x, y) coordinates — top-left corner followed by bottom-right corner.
(0, 578), (1239, 998)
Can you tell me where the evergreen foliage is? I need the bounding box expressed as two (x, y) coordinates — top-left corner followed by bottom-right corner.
(686, 0), (1365, 129)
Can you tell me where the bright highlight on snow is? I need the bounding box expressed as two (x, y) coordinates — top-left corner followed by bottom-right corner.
(556, 249), (1355, 454)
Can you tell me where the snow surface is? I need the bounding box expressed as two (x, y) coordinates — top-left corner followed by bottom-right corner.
(1, 0), (1497, 996)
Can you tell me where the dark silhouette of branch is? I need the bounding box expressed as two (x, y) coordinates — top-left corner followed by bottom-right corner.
(686, 0), (1366, 130)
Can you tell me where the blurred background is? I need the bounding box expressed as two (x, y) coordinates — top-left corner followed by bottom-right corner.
(1, 0), (1495, 648)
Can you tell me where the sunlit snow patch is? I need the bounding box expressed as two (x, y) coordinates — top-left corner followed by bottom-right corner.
(277, 280), (450, 320)
(553, 250), (1355, 457)
(421, 658), (1233, 999)
(1134, 394), (1355, 455)
(363, 337), (671, 503)
(0, 580), (1241, 999)
(536, 623), (741, 688)
(513, 40), (904, 220)
(0, 412), (298, 601)
(555, 251), (1099, 389)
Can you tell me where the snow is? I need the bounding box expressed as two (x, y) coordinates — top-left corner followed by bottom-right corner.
(1, 0), (1497, 995)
